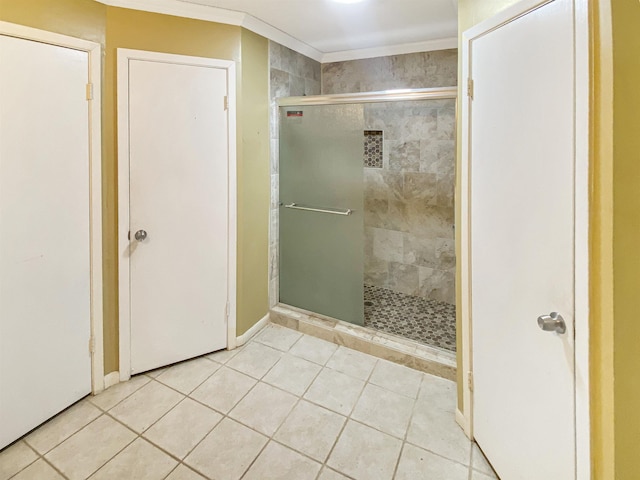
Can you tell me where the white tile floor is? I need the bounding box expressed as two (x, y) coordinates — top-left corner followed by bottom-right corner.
(0, 324), (498, 480)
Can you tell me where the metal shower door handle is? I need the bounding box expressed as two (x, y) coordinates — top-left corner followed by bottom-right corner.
(537, 312), (566, 334)
(134, 229), (148, 242)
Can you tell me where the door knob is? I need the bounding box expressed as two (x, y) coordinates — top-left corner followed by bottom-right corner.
(134, 229), (148, 242)
(537, 312), (566, 334)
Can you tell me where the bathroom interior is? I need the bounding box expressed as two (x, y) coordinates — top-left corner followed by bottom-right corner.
(1, 0), (633, 477)
(270, 46), (457, 355)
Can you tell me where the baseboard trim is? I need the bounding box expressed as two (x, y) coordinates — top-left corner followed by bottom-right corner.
(456, 408), (472, 439)
(103, 371), (120, 390)
(236, 313), (270, 347)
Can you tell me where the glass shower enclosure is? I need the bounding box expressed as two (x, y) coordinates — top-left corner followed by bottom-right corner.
(278, 89), (458, 343)
(279, 104), (365, 325)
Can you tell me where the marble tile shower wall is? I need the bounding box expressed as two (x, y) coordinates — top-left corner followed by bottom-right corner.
(269, 41), (322, 307)
(322, 50), (458, 305)
(321, 50), (457, 95)
(363, 100), (456, 305)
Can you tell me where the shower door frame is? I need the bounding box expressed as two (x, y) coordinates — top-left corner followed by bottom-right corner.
(277, 87), (458, 107)
(275, 86), (459, 346)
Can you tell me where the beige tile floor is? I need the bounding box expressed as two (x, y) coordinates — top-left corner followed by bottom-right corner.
(0, 324), (498, 480)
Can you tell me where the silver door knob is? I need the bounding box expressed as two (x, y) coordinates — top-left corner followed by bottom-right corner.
(537, 312), (566, 334)
(134, 230), (148, 242)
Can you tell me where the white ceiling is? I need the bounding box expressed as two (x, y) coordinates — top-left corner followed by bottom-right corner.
(179, 0), (458, 57)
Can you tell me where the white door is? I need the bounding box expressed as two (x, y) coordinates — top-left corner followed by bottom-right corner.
(470, 0), (576, 478)
(0, 35), (92, 449)
(123, 54), (229, 375)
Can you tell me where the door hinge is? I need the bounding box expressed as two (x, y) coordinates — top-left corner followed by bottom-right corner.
(468, 371), (474, 392)
(86, 83), (94, 101)
(467, 78), (474, 100)
(89, 336), (95, 354)
(225, 301), (230, 318)
(224, 96), (228, 110)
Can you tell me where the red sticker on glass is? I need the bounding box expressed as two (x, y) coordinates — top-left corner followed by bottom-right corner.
(287, 111), (303, 117)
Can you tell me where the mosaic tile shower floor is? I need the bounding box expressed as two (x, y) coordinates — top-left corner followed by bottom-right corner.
(364, 285), (456, 352)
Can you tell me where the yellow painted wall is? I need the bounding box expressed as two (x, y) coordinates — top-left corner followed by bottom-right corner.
(458, 0), (521, 30)
(590, 1), (615, 477)
(104, 9), (270, 370)
(104, 7), (243, 373)
(611, 1), (640, 477)
(0, 0), (106, 44)
(0, 1), (270, 375)
(237, 29), (270, 336)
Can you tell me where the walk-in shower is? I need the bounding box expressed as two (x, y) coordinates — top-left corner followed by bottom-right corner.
(278, 88), (457, 353)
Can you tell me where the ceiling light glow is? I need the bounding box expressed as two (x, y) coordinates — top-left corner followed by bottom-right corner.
(331, 0), (366, 4)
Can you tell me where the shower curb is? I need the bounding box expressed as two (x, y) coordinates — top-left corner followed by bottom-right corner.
(270, 304), (456, 381)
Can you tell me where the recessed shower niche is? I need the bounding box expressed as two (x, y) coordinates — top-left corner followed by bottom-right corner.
(278, 90), (456, 353)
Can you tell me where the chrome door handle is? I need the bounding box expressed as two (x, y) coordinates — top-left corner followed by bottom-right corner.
(537, 312), (566, 334)
(134, 229), (148, 242)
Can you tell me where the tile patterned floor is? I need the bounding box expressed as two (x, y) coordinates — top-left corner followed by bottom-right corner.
(364, 284), (457, 352)
(0, 324), (494, 480)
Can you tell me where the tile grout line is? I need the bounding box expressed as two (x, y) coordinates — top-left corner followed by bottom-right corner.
(144, 369), (261, 475)
(55, 412), (138, 479)
(10, 380), (153, 480)
(102, 398), (199, 476)
(5, 441), (39, 479)
(469, 442), (476, 480)
(6, 440), (69, 480)
(400, 438), (476, 471)
(233, 330), (387, 479)
(90, 355), (231, 479)
(355, 357), (403, 479)
(28, 442), (70, 480)
(231, 336), (302, 480)
(41, 453), (71, 480)
(314, 363), (475, 476)
(308, 348), (361, 480)
(398, 374), (474, 471)
(161, 463), (180, 480)
(318, 355), (380, 479)
(97, 355), (226, 467)
(89, 376), (153, 414)
(266, 338), (334, 470)
(12, 328), (462, 480)
(469, 443), (499, 479)
(153, 355), (222, 392)
(390, 371), (424, 479)
(20, 398), (128, 480)
(24, 397), (102, 453)
(162, 331), (305, 479)
(236, 330), (329, 480)
(9, 334), (278, 480)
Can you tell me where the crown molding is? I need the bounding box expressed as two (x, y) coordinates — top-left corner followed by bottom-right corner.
(96, 0), (244, 24)
(240, 14), (322, 61)
(321, 37), (458, 63)
(94, 0), (322, 61)
(94, 0), (455, 63)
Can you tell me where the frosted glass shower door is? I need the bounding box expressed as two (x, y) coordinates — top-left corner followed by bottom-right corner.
(279, 104), (364, 325)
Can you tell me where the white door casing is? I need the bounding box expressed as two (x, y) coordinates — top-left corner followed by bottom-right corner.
(118, 49), (237, 378)
(459, 0), (590, 479)
(0, 24), (103, 449)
